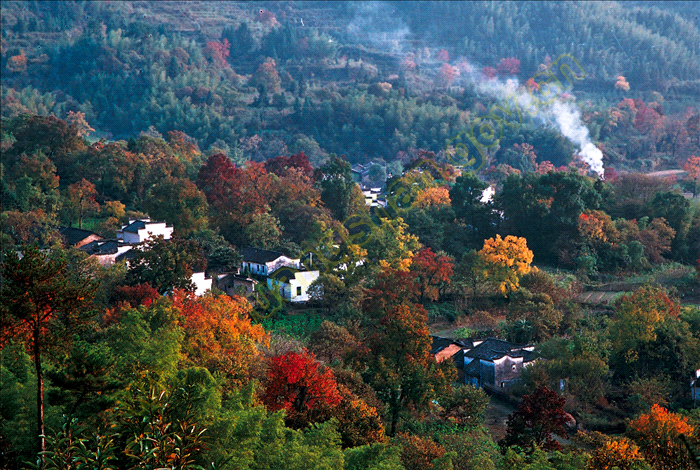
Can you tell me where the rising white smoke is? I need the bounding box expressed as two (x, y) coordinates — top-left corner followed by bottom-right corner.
(550, 102), (604, 177)
(460, 64), (604, 177)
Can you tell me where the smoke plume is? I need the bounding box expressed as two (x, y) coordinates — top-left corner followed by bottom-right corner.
(551, 102), (604, 177)
(462, 65), (604, 177)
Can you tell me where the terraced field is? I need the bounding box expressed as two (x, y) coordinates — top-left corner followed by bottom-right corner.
(577, 291), (627, 306)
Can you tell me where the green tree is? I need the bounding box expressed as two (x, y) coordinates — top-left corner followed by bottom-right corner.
(498, 170), (601, 263)
(315, 156), (365, 222)
(125, 236), (204, 294)
(0, 245), (97, 461)
(609, 287), (700, 393)
(650, 191), (691, 260)
(143, 177), (209, 237)
(450, 172), (496, 247)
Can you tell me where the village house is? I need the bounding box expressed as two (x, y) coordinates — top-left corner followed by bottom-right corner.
(462, 338), (537, 390)
(191, 271), (212, 297)
(79, 239), (135, 266)
(240, 247), (301, 276)
(266, 265), (320, 303)
(351, 161), (387, 184)
(216, 272), (258, 298)
(430, 336), (537, 390)
(64, 217), (209, 296)
(116, 218), (174, 244)
(59, 227), (104, 249)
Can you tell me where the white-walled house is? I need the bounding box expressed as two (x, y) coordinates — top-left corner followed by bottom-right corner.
(462, 338), (537, 389)
(117, 219), (174, 244)
(692, 369), (700, 403)
(240, 247), (301, 276)
(191, 271), (212, 297)
(80, 239), (135, 266)
(266, 266), (320, 302)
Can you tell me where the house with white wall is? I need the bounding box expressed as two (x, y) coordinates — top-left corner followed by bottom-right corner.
(240, 247), (300, 276)
(191, 271), (212, 296)
(117, 219), (174, 244)
(266, 266), (319, 303)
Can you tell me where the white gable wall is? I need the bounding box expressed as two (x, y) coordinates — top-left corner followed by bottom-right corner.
(191, 272), (212, 296)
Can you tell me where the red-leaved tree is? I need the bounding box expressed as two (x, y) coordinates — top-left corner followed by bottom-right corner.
(205, 39), (230, 68)
(499, 386), (569, 451)
(262, 350), (342, 427)
(496, 57), (521, 75)
(409, 248), (453, 302)
(264, 152), (314, 179)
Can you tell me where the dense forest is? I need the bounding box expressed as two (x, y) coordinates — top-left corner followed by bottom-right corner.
(2, 2), (700, 470)
(1, 1), (698, 167)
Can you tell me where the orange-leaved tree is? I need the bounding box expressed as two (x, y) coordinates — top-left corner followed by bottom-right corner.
(413, 186), (451, 208)
(587, 437), (651, 470)
(684, 155), (700, 197)
(66, 179), (99, 229)
(627, 404), (697, 470)
(173, 291), (268, 387)
(478, 234), (534, 295)
(361, 268), (454, 435)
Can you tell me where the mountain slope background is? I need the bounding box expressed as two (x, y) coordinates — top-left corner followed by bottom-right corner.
(1, 1), (698, 168)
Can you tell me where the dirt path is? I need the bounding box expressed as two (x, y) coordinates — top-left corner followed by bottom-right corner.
(646, 169), (686, 177)
(483, 396), (517, 441)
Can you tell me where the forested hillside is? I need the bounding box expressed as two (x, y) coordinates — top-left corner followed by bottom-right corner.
(1, 1), (698, 168)
(2, 3), (700, 470)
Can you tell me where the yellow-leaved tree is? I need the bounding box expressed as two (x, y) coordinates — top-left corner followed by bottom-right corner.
(478, 234), (534, 295)
(587, 437), (651, 470)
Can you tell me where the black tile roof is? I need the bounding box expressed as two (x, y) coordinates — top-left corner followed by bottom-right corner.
(463, 338), (536, 362)
(122, 220), (147, 233)
(80, 239), (119, 255)
(59, 227), (102, 246)
(430, 336), (457, 355)
(241, 247), (287, 264)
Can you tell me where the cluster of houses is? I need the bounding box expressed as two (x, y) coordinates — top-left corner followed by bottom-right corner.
(60, 219), (319, 301)
(434, 335), (700, 401)
(218, 247), (320, 302)
(432, 336), (537, 390)
(60, 219), (212, 296)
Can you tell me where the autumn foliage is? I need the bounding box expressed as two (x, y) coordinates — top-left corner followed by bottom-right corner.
(478, 234), (534, 295)
(262, 350), (342, 427)
(204, 38), (230, 68)
(394, 433), (449, 470)
(496, 57), (521, 75)
(627, 404), (697, 470)
(174, 292), (268, 385)
(500, 386), (569, 451)
(615, 75), (631, 91)
(409, 247), (453, 302)
(413, 186), (451, 208)
(587, 437), (649, 470)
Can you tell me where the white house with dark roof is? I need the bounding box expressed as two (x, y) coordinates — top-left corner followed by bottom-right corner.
(240, 247), (300, 276)
(266, 266), (319, 303)
(80, 239), (135, 266)
(116, 218), (173, 244)
(692, 369), (700, 404)
(462, 338), (537, 389)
